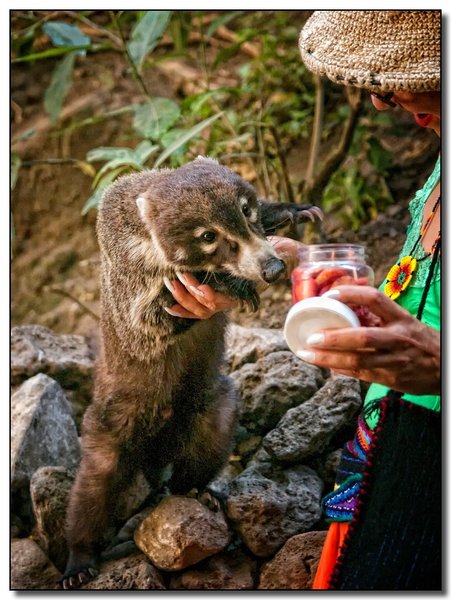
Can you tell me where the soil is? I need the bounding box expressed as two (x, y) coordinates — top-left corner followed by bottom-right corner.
(11, 33), (439, 349)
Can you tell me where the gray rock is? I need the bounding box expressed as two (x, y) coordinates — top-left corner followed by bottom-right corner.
(263, 375), (361, 462)
(231, 351), (324, 434)
(258, 530), (327, 589)
(11, 537), (61, 590)
(30, 466), (75, 572)
(170, 550), (255, 589)
(82, 553), (166, 590)
(208, 462), (243, 499)
(226, 464), (323, 557)
(224, 324), (288, 371)
(11, 373), (80, 492)
(11, 324), (94, 388)
(11, 325), (95, 427)
(134, 496), (230, 571)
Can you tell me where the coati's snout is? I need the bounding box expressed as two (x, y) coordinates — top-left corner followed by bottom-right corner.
(261, 256), (286, 283)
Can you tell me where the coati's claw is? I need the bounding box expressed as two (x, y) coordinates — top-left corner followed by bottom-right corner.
(58, 566), (99, 590)
(309, 206), (324, 220)
(259, 200), (323, 234)
(186, 488), (221, 511)
(298, 206), (324, 222)
(88, 568), (99, 578)
(198, 491), (221, 511)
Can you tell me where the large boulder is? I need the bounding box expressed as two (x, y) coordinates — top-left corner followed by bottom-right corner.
(226, 464), (323, 557)
(258, 530), (327, 589)
(11, 373), (80, 492)
(224, 324), (289, 371)
(11, 325), (95, 425)
(11, 538), (61, 590)
(263, 375), (362, 462)
(231, 350), (324, 434)
(134, 496), (230, 571)
(11, 324), (94, 388)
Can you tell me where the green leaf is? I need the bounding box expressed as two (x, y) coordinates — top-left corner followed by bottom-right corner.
(43, 21), (91, 56)
(12, 128), (36, 144)
(134, 140), (159, 163)
(44, 53), (76, 123)
(93, 159), (144, 189)
(127, 11), (172, 71)
(89, 142), (157, 188)
(87, 146), (140, 163)
(133, 98), (181, 140)
(205, 11), (243, 39)
(367, 137), (391, 173)
(12, 45), (91, 63)
(154, 112), (224, 168)
(11, 154), (22, 191)
(82, 166), (129, 215)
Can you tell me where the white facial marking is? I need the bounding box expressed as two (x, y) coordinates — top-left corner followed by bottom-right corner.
(227, 234), (278, 281)
(239, 196), (258, 223)
(194, 226), (219, 253)
(136, 196), (147, 220)
(126, 234), (171, 268)
(174, 248), (187, 262)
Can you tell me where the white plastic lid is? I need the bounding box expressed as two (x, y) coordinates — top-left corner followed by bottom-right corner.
(284, 296), (360, 358)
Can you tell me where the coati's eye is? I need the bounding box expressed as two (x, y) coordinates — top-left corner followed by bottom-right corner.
(202, 231), (216, 243)
(242, 203), (251, 217)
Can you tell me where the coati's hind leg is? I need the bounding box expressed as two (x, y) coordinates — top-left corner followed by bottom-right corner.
(169, 375), (238, 499)
(60, 431), (133, 589)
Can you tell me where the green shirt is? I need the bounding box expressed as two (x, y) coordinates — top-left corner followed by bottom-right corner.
(364, 157), (441, 428)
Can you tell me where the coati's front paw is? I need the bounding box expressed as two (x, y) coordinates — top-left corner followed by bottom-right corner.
(186, 487), (221, 512)
(58, 552), (99, 590)
(259, 200), (323, 234)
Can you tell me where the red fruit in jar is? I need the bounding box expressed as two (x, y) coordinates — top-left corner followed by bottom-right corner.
(355, 276), (370, 286)
(327, 275), (355, 289)
(314, 267), (349, 287)
(292, 277), (318, 302)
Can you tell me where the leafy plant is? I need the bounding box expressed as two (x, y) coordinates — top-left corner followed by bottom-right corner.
(82, 111), (224, 213)
(321, 117), (394, 231)
(12, 10), (398, 232)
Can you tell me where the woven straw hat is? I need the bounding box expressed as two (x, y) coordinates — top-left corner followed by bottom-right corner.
(299, 10), (441, 93)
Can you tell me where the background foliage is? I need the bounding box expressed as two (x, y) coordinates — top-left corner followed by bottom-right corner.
(12, 10), (397, 230)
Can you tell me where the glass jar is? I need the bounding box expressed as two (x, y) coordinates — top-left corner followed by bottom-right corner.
(291, 243), (374, 304)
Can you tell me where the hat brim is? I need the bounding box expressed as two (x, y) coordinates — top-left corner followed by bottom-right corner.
(299, 10), (441, 93)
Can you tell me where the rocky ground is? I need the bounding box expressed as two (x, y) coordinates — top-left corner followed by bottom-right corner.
(11, 323), (364, 590)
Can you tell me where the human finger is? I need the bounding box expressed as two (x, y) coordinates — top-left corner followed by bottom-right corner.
(267, 236), (303, 275)
(163, 277), (215, 317)
(164, 304), (212, 320)
(324, 286), (413, 323)
(304, 326), (413, 352)
(298, 346), (410, 372)
(175, 272), (238, 311)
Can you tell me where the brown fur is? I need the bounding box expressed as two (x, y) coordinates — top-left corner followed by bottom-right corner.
(61, 158), (292, 588)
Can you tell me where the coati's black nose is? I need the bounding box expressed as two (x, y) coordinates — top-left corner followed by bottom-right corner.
(262, 257), (286, 283)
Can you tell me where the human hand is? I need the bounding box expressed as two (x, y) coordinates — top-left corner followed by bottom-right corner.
(297, 285), (440, 396)
(163, 272), (238, 319)
(267, 236), (304, 276)
(162, 236), (302, 319)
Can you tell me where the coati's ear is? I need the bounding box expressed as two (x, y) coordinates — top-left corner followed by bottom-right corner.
(136, 196), (147, 220)
(194, 155), (219, 165)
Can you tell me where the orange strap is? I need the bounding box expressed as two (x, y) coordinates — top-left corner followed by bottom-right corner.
(312, 522), (350, 589)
